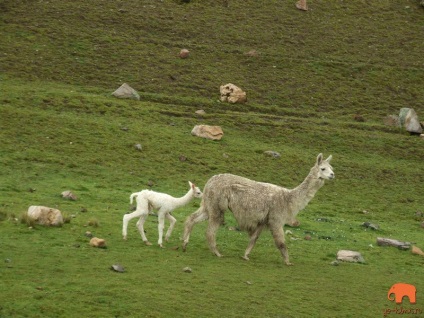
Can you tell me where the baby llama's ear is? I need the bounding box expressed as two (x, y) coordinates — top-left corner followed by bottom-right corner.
(316, 153), (323, 165)
(188, 181), (194, 189)
(326, 155), (333, 162)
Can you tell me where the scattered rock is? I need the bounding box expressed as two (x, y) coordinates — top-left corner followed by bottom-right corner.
(191, 125), (224, 140)
(85, 231), (93, 238)
(264, 151), (281, 158)
(28, 188), (36, 193)
(220, 83), (247, 104)
(336, 250), (365, 263)
(80, 207), (88, 213)
(331, 260), (339, 266)
(147, 180), (155, 187)
(179, 155), (187, 162)
(27, 206), (64, 226)
(304, 235), (312, 241)
(399, 108), (422, 134)
(111, 264), (125, 273)
(179, 49), (190, 58)
(361, 222), (379, 230)
(195, 109), (206, 116)
(112, 83), (140, 101)
(182, 267), (192, 273)
(377, 237), (411, 250)
(411, 246), (424, 257)
(135, 144), (142, 151)
(296, 0), (308, 11)
(62, 190), (77, 201)
(245, 281), (253, 285)
(90, 237), (106, 248)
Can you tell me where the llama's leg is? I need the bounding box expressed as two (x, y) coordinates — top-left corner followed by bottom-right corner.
(182, 207), (208, 251)
(270, 225), (292, 266)
(242, 225), (265, 261)
(136, 213), (152, 245)
(165, 213), (177, 243)
(157, 211), (167, 248)
(206, 213), (223, 257)
(123, 209), (144, 240)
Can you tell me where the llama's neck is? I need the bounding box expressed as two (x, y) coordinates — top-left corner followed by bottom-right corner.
(289, 168), (324, 216)
(170, 189), (194, 208)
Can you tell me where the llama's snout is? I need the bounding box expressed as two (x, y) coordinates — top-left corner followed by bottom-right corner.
(329, 172), (335, 179)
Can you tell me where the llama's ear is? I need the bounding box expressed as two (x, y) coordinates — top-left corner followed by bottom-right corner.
(326, 155), (332, 163)
(316, 153), (323, 165)
(188, 181), (194, 189)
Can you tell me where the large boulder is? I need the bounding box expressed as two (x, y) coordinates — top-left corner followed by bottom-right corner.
(27, 206), (64, 226)
(112, 83), (140, 101)
(399, 108), (422, 134)
(220, 83), (247, 104)
(191, 125), (224, 140)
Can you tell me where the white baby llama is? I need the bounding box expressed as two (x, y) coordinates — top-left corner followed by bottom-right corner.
(123, 181), (203, 247)
(182, 153), (334, 265)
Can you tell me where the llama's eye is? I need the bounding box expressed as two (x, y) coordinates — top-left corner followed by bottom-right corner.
(321, 168), (326, 171)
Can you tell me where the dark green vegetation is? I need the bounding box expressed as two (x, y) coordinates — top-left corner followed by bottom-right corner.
(1, 1), (423, 317)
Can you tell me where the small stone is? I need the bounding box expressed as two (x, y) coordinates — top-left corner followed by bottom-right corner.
(62, 190), (77, 201)
(111, 264), (125, 273)
(264, 151), (281, 158)
(112, 83), (140, 101)
(361, 222), (379, 230)
(90, 237), (106, 248)
(179, 49), (190, 59)
(331, 260), (339, 266)
(411, 246), (424, 257)
(85, 231), (93, 238)
(195, 109), (206, 116)
(296, 0), (308, 11)
(182, 267), (192, 273)
(135, 144), (142, 151)
(337, 250), (365, 263)
(245, 281), (253, 285)
(304, 235), (312, 241)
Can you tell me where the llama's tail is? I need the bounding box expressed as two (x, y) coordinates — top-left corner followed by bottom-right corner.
(130, 192), (139, 205)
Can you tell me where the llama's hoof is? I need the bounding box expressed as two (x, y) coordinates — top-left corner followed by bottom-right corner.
(242, 255), (250, 261)
(144, 241), (152, 246)
(285, 262), (294, 266)
(159, 244), (165, 248)
(123, 236), (127, 240)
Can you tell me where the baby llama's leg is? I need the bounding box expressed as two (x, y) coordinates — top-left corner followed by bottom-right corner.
(157, 210), (167, 248)
(164, 212), (177, 243)
(123, 209), (144, 240)
(136, 213), (151, 245)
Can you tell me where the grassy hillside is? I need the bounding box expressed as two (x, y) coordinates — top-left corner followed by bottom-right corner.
(1, 1), (423, 317)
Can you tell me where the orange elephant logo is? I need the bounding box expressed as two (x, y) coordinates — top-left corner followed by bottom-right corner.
(388, 283), (417, 304)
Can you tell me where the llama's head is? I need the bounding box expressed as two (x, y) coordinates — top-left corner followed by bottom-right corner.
(315, 153), (335, 180)
(188, 181), (203, 198)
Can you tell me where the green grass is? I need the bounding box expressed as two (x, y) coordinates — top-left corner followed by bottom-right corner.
(1, 1), (424, 317)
